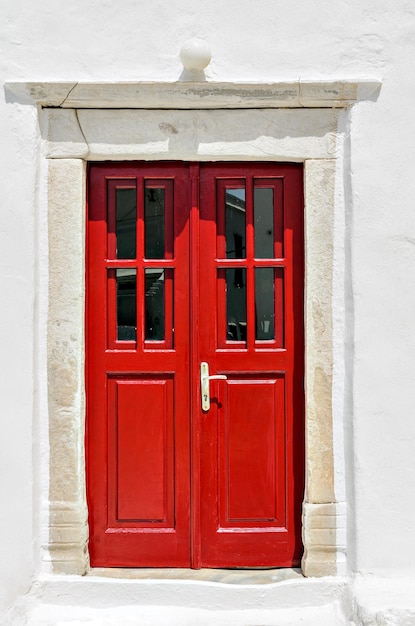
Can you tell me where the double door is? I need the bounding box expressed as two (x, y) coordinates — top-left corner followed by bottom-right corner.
(86, 162), (304, 568)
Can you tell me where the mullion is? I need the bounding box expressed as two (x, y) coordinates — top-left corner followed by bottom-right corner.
(136, 179), (145, 350)
(216, 180), (226, 259)
(245, 177), (256, 351)
(163, 269), (173, 347)
(215, 259), (285, 268)
(107, 268), (117, 348)
(107, 180), (117, 259)
(106, 259), (175, 269)
(164, 180), (174, 260)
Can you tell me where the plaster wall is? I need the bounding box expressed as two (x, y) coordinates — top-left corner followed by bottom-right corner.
(1, 0), (415, 616)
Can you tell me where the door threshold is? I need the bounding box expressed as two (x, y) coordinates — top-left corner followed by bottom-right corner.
(88, 567), (303, 585)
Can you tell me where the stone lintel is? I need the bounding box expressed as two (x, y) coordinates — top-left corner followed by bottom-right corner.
(43, 108), (339, 161)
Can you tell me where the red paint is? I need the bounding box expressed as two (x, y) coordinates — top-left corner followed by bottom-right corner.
(86, 162), (304, 568)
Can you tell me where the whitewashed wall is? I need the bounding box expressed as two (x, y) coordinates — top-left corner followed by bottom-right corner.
(1, 0), (415, 615)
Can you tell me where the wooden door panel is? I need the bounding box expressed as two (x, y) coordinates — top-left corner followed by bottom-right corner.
(108, 376), (174, 525)
(220, 376), (285, 526)
(199, 372), (293, 566)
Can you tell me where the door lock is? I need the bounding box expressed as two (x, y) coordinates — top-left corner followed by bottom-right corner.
(200, 362), (227, 411)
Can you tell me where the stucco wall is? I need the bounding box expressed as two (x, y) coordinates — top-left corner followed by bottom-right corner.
(1, 0), (415, 614)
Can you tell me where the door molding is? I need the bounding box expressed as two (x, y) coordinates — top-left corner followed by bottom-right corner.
(7, 79), (381, 109)
(44, 105), (349, 577)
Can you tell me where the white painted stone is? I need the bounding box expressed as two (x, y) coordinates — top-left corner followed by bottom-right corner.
(44, 108), (340, 161)
(24, 603), (351, 626)
(6, 80), (381, 109)
(302, 502), (347, 577)
(352, 576), (415, 625)
(304, 159), (336, 505)
(47, 159), (88, 575)
(14, 576), (352, 625)
(32, 574), (349, 609)
(5, 82), (77, 106)
(43, 109), (88, 159)
(180, 38), (212, 71)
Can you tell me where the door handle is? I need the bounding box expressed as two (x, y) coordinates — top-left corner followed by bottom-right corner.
(200, 362), (227, 411)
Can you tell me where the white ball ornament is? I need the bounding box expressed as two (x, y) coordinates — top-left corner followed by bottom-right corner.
(180, 38), (212, 71)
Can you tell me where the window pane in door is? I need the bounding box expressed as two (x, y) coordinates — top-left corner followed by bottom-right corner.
(116, 269), (137, 340)
(226, 268), (247, 342)
(255, 268), (275, 340)
(145, 187), (165, 259)
(116, 188), (136, 259)
(254, 188), (274, 259)
(226, 189), (246, 259)
(145, 269), (165, 340)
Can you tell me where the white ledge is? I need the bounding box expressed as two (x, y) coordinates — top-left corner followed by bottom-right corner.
(5, 80), (381, 109)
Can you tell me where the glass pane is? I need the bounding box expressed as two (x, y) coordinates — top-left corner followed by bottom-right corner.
(145, 187), (165, 259)
(254, 188), (274, 259)
(116, 188), (136, 259)
(145, 269), (165, 340)
(226, 268), (246, 341)
(255, 268), (275, 340)
(226, 188), (246, 259)
(116, 269), (136, 341)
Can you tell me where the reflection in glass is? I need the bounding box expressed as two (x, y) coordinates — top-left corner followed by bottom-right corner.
(255, 268), (275, 340)
(116, 188), (136, 259)
(254, 188), (274, 259)
(226, 268), (247, 341)
(116, 269), (136, 341)
(145, 269), (165, 340)
(226, 188), (246, 259)
(145, 187), (165, 259)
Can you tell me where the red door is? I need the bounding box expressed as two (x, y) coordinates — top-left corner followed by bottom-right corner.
(86, 162), (304, 568)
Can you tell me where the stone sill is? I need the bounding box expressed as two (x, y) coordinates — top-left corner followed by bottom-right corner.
(88, 567), (303, 584)
(5, 79), (381, 109)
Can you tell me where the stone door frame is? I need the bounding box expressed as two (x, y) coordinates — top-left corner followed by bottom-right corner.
(11, 79), (378, 578)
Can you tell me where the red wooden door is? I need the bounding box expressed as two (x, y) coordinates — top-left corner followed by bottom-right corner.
(86, 162), (304, 568)
(87, 163), (191, 566)
(196, 164), (304, 567)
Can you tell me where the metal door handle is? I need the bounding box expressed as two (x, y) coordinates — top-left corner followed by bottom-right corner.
(200, 361), (227, 411)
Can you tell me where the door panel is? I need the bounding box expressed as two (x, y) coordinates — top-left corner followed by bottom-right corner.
(221, 377), (284, 524)
(86, 162), (304, 568)
(108, 376), (174, 525)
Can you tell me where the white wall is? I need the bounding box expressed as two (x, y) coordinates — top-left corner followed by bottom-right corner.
(1, 0), (415, 612)
(0, 102), (37, 611)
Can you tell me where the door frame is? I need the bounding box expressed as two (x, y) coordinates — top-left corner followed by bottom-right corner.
(44, 104), (348, 578)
